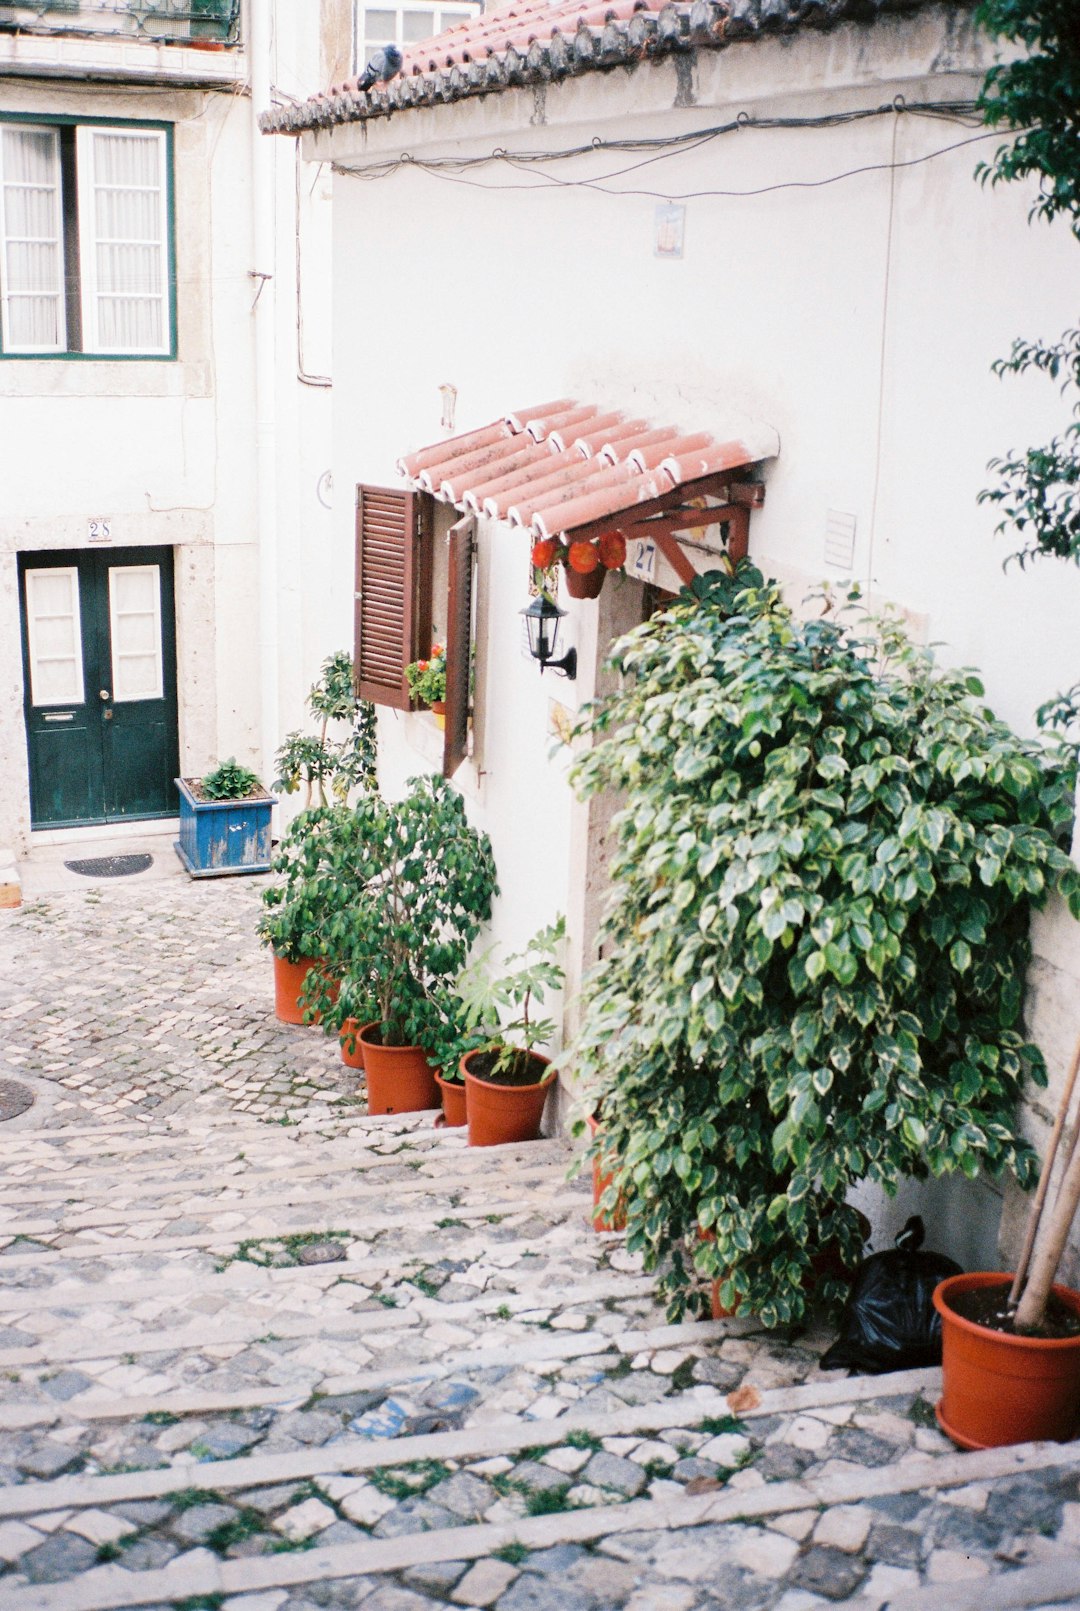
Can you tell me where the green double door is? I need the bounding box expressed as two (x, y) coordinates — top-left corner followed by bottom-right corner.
(19, 547), (179, 829)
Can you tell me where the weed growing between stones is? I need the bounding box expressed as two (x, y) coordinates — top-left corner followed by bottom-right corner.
(907, 1394), (938, 1429)
(369, 1460), (452, 1499)
(566, 1431), (603, 1451)
(143, 1410), (179, 1426)
(495, 1542), (530, 1565)
(697, 1414), (746, 1437)
(670, 1358), (697, 1392)
(206, 1507), (266, 1555)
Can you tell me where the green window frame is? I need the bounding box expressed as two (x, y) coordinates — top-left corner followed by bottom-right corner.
(0, 113), (176, 361)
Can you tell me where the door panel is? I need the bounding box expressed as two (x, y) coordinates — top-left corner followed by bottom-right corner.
(20, 547), (179, 828)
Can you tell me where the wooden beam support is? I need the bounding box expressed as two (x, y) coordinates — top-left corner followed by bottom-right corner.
(560, 472), (734, 547)
(653, 532), (697, 587)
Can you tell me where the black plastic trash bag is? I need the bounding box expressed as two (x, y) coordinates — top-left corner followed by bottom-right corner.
(820, 1215), (963, 1374)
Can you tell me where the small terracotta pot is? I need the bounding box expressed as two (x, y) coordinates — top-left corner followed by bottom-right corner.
(339, 1017), (375, 1070)
(462, 1050), (555, 1147)
(273, 953), (318, 1025)
(435, 1071), (467, 1127)
(586, 1113), (626, 1233)
(358, 1026), (439, 1115)
(563, 561), (605, 601)
(933, 1271), (1080, 1449)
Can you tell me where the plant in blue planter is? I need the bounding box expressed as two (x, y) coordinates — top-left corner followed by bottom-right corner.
(175, 756), (273, 879)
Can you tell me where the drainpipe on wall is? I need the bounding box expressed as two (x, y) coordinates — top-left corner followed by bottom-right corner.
(249, 0), (279, 784)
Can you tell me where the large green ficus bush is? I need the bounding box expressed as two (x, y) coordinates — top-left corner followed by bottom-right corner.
(572, 580), (1079, 1327)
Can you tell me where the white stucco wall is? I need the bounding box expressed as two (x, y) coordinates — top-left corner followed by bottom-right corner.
(0, 2), (337, 851)
(319, 5), (1080, 1252)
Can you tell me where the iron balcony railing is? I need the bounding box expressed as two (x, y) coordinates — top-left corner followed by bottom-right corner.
(0, 0), (241, 45)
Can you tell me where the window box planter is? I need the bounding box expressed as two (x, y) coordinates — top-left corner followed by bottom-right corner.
(174, 776), (274, 878)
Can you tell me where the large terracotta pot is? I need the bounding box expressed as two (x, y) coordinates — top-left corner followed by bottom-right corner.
(273, 953), (317, 1025)
(587, 1113), (626, 1233)
(562, 561), (605, 601)
(435, 1071), (467, 1128)
(358, 1026), (439, 1115)
(339, 1018), (375, 1071)
(933, 1271), (1080, 1449)
(462, 1050), (555, 1147)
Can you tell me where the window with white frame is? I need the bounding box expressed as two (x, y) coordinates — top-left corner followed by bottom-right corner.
(353, 1), (482, 71)
(0, 120), (172, 358)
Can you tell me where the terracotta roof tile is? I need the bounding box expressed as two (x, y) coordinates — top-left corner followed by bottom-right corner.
(397, 397), (778, 539)
(260, 0), (971, 135)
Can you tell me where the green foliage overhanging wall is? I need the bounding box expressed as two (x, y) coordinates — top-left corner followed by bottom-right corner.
(572, 583), (1079, 1326)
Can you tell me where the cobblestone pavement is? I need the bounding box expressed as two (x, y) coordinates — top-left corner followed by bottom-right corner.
(0, 876), (359, 1126)
(0, 878), (1079, 1610)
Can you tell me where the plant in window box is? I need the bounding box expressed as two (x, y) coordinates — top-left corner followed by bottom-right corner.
(300, 777), (498, 1114)
(569, 574), (1079, 1331)
(455, 918), (565, 1147)
(175, 757), (274, 881)
(531, 533), (627, 601)
(405, 644), (447, 724)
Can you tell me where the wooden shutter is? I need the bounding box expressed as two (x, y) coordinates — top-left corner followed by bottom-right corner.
(443, 514), (475, 779)
(354, 484), (431, 709)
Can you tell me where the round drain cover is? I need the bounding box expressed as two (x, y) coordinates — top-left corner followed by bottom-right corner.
(64, 854), (153, 879)
(0, 1080), (34, 1123)
(297, 1241), (347, 1265)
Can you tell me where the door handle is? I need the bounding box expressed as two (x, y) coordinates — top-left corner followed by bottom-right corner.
(99, 689), (110, 700)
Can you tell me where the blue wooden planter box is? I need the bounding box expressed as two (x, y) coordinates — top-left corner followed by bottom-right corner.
(174, 777), (274, 878)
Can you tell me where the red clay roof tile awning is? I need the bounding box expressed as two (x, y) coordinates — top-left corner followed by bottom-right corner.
(397, 400), (778, 542)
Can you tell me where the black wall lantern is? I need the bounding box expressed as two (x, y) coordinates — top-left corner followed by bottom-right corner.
(521, 593), (577, 680)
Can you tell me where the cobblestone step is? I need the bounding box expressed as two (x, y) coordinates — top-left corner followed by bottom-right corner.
(1, 1433), (1077, 1611)
(0, 1366), (942, 1518)
(0, 1157), (577, 1240)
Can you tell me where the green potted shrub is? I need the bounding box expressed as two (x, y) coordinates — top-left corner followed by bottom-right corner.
(455, 918), (564, 1147)
(259, 652), (378, 1023)
(175, 756), (273, 879)
(302, 776), (498, 1113)
(570, 569), (1079, 1329)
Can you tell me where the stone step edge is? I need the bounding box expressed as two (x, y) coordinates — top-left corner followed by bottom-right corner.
(0, 1185), (587, 1268)
(0, 1138), (571, 1211)
(1, 1418), (1070, 1611)
(0, 1106), (431, 1156)
(0, 1156), (576, 1239)
(0, 1227), (636, 1316)
(0, 1315), (757, 1432)
(846, 1559), (1080, 1611)
(0, 1273), (658, 1370)
(0, 1364), (939, 1518)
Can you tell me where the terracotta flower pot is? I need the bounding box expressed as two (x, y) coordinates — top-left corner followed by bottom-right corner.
(586, 1113), (626, 1233)
(562, 561), (605, 601)
(933, 1271), (1080, 1449)
(435, 1071), (467, 1127)
(462, 1050), (555, 1147)
(339, 1017), (375, 1070)
(358, 1026), (439, 1115)
(273, 953), (318, 1025)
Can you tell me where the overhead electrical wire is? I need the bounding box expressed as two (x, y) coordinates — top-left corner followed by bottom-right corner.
(332, 98), (1016, 201)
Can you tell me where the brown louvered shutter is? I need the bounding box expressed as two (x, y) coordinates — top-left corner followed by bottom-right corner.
(443, 514), (475, 779)
(354, 485), (432, 708)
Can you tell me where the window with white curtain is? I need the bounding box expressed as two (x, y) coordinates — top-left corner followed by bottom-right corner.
(0, 120), (172, 358)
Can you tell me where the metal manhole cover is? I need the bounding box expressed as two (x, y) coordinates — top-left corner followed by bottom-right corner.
(64, 854), (153, 879)
(0, 1080), (34, 1123)
(296, 1241), (347, 1265)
